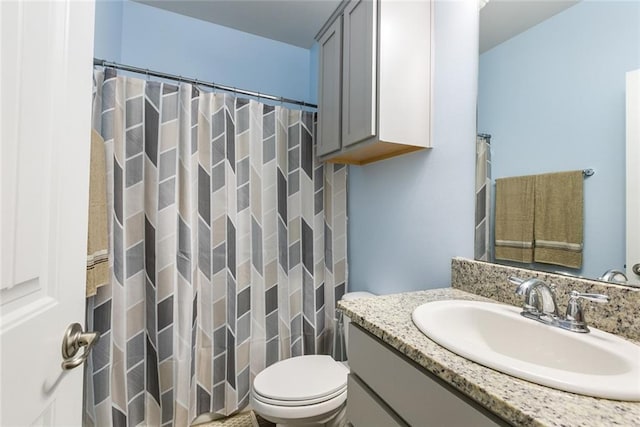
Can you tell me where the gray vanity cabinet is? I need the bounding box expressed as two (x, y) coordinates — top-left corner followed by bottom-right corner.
(346, 324), (508, 426)
(316, 0), (433, 165)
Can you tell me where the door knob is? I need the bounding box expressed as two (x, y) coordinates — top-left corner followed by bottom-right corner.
(633, 263), (640, 276)
(61, 323), (100, 370)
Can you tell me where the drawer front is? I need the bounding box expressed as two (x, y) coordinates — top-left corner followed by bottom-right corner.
(347, 374), (407, 427)
(349, 324), (506, 426)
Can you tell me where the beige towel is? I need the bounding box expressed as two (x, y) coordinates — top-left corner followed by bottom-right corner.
(86, 129), (109, 297)
(534, 171), (583, 269)
(494, 175), (535, 263)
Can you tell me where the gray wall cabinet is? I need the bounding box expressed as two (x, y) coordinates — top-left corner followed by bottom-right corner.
(316, 0), (433, 165)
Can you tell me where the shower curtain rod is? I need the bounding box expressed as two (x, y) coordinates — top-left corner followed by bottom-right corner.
(93, 58), (318, 109)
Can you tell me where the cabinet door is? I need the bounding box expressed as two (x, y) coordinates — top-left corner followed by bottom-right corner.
(317, 17), (342, 156)
(342, 0), (377, 148)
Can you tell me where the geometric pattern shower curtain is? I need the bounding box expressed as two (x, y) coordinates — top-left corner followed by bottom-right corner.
(84, 69), (348, 427)
(475, 134), (491, 262)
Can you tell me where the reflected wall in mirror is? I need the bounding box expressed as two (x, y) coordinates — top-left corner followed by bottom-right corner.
(476, 0), (640, 285)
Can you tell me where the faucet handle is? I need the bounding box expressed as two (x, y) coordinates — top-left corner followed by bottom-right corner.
(508, 276), (525, 286)
(564, 291), (610, 333)
(569, 291), (610, 303)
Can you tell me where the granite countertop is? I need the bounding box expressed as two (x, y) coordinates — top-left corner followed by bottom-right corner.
(338, 288), (640, 427)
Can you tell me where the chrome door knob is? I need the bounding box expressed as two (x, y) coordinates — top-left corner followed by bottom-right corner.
(61, 323), (100, 370)
(632, 263), (640, 276)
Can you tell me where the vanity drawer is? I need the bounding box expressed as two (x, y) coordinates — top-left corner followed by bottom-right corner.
(348, 324), (507, 426)
(347, 374), (407, 427)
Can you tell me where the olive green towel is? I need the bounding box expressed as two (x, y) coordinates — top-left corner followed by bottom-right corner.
(86, 129), (109, 297)
(534, 171), (584, 269)
(494, 175), (535, 263)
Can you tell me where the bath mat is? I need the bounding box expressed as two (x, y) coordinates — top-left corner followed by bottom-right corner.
(192, 410), (261, 427)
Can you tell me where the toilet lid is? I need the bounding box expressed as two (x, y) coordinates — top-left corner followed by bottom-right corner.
(253, 355), (349, 402)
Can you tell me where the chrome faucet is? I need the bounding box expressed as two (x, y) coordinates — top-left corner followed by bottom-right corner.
(508, 276), (610, 333)
(598, 269), (628, 283)
(509, 276), (559, 322)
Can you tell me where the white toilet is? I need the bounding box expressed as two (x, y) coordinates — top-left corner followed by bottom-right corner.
(250, 292), (374, 427)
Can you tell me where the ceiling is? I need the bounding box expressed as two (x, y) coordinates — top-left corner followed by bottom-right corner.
(135, 0), (580, 51)
(479, 0), (579, 53)
(134, 0), (342, 49)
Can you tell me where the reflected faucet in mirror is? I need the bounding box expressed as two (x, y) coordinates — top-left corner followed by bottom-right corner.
(598, 269), (628, 284)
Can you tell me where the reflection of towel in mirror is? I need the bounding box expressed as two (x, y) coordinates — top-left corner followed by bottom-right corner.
(494, 175), (535, 263)
(534, 171), (583, 269)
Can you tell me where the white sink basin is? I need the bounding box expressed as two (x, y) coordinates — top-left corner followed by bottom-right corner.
(412, 299), (640, 401)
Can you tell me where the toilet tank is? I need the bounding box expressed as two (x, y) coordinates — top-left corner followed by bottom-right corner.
(334, 292), (375, 361)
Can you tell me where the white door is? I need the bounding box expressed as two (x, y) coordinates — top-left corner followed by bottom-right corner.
(1, 0), (96, 425)
(627, 69), (640, 285)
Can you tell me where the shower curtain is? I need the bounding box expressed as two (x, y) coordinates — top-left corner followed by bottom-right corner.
(475, 135), (491, 261)
(84, 69), (348, 426)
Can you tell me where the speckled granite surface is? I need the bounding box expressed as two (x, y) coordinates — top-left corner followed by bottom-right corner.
(338, 271), (640, 426)
(452, 257), (640, 342)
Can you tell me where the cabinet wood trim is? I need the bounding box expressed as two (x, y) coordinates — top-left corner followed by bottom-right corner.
(324, 142), (424, 165)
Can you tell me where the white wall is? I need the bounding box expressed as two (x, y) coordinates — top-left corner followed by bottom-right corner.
(347, 0), (478, 294)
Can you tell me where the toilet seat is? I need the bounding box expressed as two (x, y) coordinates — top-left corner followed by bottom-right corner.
(253, 355), (349, 406)
(251, 355), (349, 422)
(253, 383), (347, 407)
(252, 355), (349, 404)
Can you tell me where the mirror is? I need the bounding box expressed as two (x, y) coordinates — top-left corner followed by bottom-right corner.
(475, 0), (640, 286)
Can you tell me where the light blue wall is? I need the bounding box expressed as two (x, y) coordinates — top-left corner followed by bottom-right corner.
(94, 0), (123, 61)
(94, 1), (478, 294)
(348, 0), (478, 294)
(478, 0), (640, 279)
(308, 42), (320, 104)
(94, 0), (314, 104)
